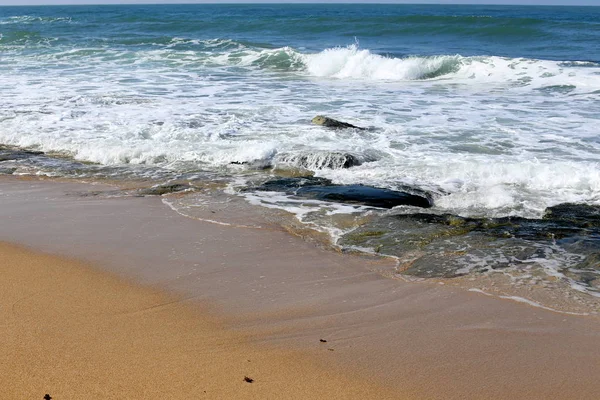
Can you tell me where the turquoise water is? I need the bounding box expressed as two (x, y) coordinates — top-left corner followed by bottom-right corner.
(1, 4), (600, 306)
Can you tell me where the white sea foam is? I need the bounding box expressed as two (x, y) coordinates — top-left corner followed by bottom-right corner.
(1, 42), (599, 221)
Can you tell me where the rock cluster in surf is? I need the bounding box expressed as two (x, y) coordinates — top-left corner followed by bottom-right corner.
(340, 203), (600, 293)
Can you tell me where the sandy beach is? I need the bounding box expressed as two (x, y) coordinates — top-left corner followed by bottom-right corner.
(1, 176), (600, 399)
(1, 241), (400, 399)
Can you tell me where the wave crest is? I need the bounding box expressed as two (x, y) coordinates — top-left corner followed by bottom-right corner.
(302, 45), (462, 80)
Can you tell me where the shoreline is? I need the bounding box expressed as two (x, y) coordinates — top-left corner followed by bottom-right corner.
(2, 176), (600, 399)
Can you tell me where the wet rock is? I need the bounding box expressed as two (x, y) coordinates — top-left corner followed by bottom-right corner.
(544, 203), (600, 227)
(137, 183), (191, 196)
(394, 213), (594, 241)
(271, 167), (315, 178)
(248, 176), (331, 192)
(248, 177), (432, 209)
(0, 149), (44, 162)
(340, 209), (600, 280)
(296, 185), (432, 209)
(311, 115), (365, 130)
(275, 151), (363, 170)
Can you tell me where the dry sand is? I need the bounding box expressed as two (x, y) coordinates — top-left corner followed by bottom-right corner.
(0, 242), (399, 399)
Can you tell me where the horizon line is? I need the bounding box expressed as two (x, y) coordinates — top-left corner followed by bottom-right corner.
(0, 2), (598, 6)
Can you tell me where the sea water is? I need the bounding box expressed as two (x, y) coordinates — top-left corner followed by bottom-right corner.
(1, 4), (599, 311)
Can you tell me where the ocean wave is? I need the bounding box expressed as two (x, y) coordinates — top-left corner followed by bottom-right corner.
(223, 44), (600, 90)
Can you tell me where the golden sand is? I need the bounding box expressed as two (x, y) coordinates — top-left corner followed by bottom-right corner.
(0, 242), (399, 399)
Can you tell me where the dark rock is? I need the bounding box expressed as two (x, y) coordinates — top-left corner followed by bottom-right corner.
(296, 185), (432, 209)
(404, 203), (600, 236)
(0, 149), (44, 162)
(544, 203), (600, 227)
(312, 115), (365, 130)
(247, 178), (432, 209)
(248, 177), (332, 192)
(395, 213), (591, 241)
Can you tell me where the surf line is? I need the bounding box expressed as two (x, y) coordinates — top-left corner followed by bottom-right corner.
(468, 288), (593, 317)
(162, 198), (264, 230)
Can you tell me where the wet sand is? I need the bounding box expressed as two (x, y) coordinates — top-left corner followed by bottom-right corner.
(1, 176), (600, 399)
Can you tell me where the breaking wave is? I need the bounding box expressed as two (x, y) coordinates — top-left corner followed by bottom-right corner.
(211, 43), (600, 88)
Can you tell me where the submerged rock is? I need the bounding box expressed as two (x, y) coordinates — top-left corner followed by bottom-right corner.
(311, 115), (365, 130)
(137, 183), (191, 196)
(248, 177), (432, 209)
(562, 252), (600, 291)
(339, 204), (600, 280)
